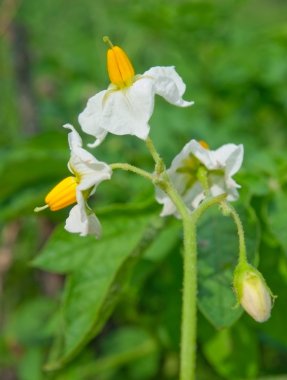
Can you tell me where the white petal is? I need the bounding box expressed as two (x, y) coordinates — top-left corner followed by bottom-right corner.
(69, 150), (111, 191)
(78, 90), (109, 147)
(65, 205), (102, 237)
(183, 182), (205, 210)
(209, 176), (227, 197)
(155, 187), (178, 217)
(187, 140), (218, 169)
(225, 145), (244, 177)
(213, 144), (243, 200)
(144, 66), (194, 107)
(63, 124), (83, 150)
(79, 78), (155, 141)
(88, 129), (108, 148)
(169, 140), (215, 172)
(214, 143), (243, 172)
(63, 124), (112, 189)
(65, 193), (102, 237)
(63, 124), (111, 191)
(208, 170), (240, 201)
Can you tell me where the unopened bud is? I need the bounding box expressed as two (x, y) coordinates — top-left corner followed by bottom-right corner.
(233, 263), (273, 323)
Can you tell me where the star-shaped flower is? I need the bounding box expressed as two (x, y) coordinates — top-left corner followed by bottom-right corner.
(155, 140), (244, 217)
(78, 37), (193, 147)
(35, 124), (112, 237)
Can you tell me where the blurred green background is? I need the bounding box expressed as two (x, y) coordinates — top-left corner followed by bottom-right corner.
(1, 0), (287, 379)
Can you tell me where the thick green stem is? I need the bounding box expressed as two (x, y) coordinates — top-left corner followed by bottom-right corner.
(180, 215), (197, 380)
(111, 139), (227, 380)
(163, 183), (226, 380)
(161, 183), (195, 380)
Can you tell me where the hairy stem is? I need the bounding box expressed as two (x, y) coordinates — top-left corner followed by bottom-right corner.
(181, 214), (197, 380)
(221, 201), (247, 264)
(146, 136), (165, 174)
(163, 183), (226, 380)
(112, 140), (227, 380)
(110, 163), (154, 181)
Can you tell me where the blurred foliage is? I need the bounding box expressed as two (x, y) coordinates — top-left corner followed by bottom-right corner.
(1, 0), (287, 379)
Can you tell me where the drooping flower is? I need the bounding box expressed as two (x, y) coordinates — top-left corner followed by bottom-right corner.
(78, 37), (193, 147)
(233, 262), (273, 323)
(155, 140), (244, 217)
(35, 124), (112, 237)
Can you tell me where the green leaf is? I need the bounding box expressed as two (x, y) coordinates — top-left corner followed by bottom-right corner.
(18, 348), (44, 380)
(197, 203), (260, 329)
(38, 210), (166, 369)
(101, 327), (159, 380)
(129, 218), (181, 303)
(0, 133), (68, 221)
(33, 206), (162, 274)
(254, 239), (287, 355)
(266, 192), (287, 254)
(53, 327), (158, 380)
(201, 321), (259, 379)
(143, 218), (181, 262)
(257, 377), (287, 380)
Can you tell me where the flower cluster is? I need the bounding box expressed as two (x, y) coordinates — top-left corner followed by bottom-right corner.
(34, 37), (274, 323)
(35, 37), (193, 236)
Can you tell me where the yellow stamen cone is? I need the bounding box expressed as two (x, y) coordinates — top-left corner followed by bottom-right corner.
(104, 37), (135, 88)
(45, 176), (77, 211)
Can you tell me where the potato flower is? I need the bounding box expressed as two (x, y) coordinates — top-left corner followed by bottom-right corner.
(156, 140), (244, 217)
(78, 37), (193, 147)
(35, 124), (112, 237)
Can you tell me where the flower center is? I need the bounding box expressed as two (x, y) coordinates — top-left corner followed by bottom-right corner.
(176, 141), (213, 193)
(103, 36), (135, 89)
(176, 155), (202, 192)
(34, 176), (78, 213)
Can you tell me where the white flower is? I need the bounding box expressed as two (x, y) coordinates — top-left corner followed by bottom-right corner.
(35, 124), (112, 237)
(155, 140), (244, 217)
(78, 40), (193, 147)
(233, 263), (273, 323)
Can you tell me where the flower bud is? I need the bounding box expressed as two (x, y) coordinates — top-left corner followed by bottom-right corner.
(233, 263), (273, 323)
